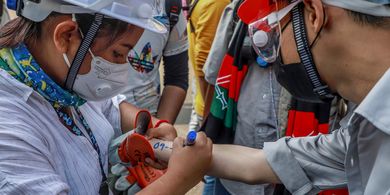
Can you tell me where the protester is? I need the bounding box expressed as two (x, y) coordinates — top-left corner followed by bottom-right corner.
(121, 0), (189, 123)
(147, 0), (390, 194)
(204, 0), (390, 194)
(0, 0), (211, 194)
(186, 0), (230, 194)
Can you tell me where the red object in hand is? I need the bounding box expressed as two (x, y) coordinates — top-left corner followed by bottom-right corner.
(119, 133), (156, 165)
(118, 110), (155, 164)
(132, 162), (165, 188)
(123, 162), (165, 188)
(119, 134), (166, 188)
(117, 109), (167, 188)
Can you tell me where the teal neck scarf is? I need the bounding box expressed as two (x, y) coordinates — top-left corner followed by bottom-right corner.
(0, 44), (86, 108)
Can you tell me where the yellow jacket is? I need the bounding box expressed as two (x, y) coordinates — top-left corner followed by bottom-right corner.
(187, 0), (230, 116)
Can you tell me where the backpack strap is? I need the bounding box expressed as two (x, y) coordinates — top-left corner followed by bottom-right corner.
(165, 0), (182, 32)
(187, 0), (200, 33)
(233, 0), (246, 26)
(183, 0), (191, 11)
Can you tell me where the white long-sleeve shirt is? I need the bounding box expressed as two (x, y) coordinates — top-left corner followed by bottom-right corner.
(0, 69), (123, 195)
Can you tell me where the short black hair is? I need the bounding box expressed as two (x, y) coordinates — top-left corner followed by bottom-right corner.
(347, 4), (390, 29)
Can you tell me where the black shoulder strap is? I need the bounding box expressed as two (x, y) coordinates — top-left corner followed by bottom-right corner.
(183, 0), (191, 11)
(187, 0), (200, 19)
(233, 0), (245, 23)
(0, 0), (4, 17)
(187, 0), (200, 33)
(165, 0), (182, 32)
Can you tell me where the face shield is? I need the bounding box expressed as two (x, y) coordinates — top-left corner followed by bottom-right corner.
(248, 0), (302, 63)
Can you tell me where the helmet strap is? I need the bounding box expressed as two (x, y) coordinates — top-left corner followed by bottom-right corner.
(291, 3), (334, 100)
(64, 13), (104, 91)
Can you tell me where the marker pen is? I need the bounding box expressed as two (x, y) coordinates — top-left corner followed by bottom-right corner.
(185, 130), (197, 146)
(184, 130), (206, 183)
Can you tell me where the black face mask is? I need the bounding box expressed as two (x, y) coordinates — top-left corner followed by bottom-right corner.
(274, 3), (334, 104)
(274, 56), (331, 103)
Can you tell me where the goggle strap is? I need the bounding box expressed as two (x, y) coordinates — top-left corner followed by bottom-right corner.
(64, 13), (104, 91)
(291, 3), (334, 100)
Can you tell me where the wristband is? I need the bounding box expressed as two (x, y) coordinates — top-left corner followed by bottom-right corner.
(154, 119), (170, 128)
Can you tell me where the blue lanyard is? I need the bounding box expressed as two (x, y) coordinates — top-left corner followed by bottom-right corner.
(55, 106), (107, 183)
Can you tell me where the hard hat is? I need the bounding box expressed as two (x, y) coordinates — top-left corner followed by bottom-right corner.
(7, 0), (167, 34)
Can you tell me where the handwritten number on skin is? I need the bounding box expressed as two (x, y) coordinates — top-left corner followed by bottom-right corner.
(153, 142), (171, 151)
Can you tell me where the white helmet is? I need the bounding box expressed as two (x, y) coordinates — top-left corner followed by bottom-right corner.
(7, 0), (167, 33)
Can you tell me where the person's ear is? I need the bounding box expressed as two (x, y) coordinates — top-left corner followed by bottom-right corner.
(303, 0), (326, 34)
(53, 19), (81, 54)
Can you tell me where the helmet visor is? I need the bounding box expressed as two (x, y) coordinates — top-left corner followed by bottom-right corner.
(248, 0), (302, 63)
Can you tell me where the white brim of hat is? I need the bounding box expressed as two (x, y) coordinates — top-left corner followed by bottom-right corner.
(323, 0), (390, 17)
(99, 9), (167, 34)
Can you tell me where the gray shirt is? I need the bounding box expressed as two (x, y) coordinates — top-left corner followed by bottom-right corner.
(220, 62), (281, 195)
(203, 1), (282, 194)
(264, 68), (390, 195)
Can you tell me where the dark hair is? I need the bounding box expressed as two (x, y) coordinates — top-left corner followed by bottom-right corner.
(75, 14), (129, 43)
(347, 5), (390, 29)
(0, 13), (128, 49)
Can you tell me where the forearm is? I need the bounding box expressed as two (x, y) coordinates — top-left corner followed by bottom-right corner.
(208, 144), (281, 185)
(156, 85), (186, 124)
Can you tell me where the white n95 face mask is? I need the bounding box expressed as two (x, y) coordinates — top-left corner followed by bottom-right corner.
(63, 51), (130, 101)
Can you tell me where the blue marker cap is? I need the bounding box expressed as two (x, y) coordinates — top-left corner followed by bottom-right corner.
(7, 0), (18, 10)
(256, 57), (268, 68)
(186, 130), (197, 146)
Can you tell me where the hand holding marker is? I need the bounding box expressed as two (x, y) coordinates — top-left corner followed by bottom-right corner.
(111, 110), (198, 165)
(185, 129), (207, 183)
(110, 111), (203, 191)
(150, 129), (197, 163)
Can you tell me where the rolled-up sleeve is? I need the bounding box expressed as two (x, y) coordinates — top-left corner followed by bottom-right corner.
(264, 128), (349, 195)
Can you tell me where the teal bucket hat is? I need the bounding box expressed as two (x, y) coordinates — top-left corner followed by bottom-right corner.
(323, 0), (390, 16)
